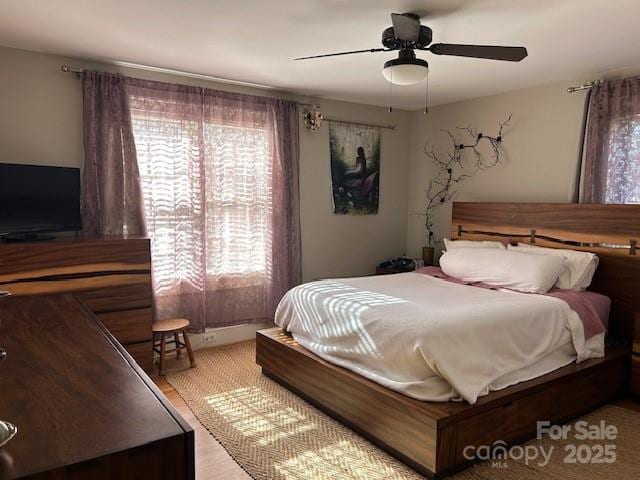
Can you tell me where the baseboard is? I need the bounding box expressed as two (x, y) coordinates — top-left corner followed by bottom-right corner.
(188, 322), (273, 351)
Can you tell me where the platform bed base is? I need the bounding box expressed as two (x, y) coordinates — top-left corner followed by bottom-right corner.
(256, 328), (629, 479)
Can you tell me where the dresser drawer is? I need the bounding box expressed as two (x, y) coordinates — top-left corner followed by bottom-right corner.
(455, 388), (551, 461)
(0, 238), (151, 279)
(0, 238), (151, 298)
(97, 308), (152, 344)
(549, 358), (627, 420)
(0, 273), (151, 297)
(77, 283), (152, 314)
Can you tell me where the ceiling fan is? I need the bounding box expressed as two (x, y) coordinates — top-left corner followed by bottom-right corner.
(295, 13), (528, 87)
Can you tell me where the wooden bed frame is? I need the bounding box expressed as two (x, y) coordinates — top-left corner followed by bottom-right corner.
(256, 202), (640, 478)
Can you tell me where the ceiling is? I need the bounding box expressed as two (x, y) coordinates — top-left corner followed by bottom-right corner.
(1, 0), (639, 110)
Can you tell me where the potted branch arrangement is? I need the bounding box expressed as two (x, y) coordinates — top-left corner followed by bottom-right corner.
(420, 115), (511, 264)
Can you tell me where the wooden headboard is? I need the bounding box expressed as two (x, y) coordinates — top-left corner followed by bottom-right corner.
(451, 202), (640, 338)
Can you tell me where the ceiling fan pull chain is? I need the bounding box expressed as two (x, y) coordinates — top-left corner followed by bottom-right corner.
(388, 68), (394, 113)
(424, 72), (429, 114)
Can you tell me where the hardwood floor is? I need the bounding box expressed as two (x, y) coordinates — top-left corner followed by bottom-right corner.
(153, 376), (640, 480)
(154, 376), (250, 480)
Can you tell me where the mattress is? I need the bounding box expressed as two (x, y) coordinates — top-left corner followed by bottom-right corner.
(274, 272), (605, 404)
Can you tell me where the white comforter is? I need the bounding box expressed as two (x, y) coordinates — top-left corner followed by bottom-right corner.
(274, 272), (604, 404)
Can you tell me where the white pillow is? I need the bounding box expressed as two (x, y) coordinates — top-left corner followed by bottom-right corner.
(439, 248), (566, 294)
(507, 243), (598, 291)
(444, 238), (506, 251)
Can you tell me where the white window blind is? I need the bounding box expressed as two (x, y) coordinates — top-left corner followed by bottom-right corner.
(204, 123), (271, 276)
(131, 108), (272, 296)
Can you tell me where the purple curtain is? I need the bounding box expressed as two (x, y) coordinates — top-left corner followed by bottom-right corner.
(82, 71), (147, 235)
(582, 76), (640, 203)
(126, 78), (301, 331)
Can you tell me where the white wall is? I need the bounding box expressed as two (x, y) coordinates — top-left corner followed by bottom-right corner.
(405, 81), (591, 258)
(0, 48), (84, 169)
(299, 100), (410, 281)
(0, 46), (411, 283)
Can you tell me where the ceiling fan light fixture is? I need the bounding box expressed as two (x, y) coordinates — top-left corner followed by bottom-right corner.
(382, 52), (429, 85)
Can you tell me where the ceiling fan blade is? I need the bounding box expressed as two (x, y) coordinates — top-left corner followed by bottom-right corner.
(429, 43), (528, 61)
(391, 13), (420, 42)
(294, 48), (389, 61)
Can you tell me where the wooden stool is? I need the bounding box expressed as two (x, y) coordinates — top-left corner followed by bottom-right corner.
(152, 318), (196, 376)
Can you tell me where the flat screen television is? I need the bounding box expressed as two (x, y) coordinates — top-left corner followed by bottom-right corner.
(0, 163), (82, 240)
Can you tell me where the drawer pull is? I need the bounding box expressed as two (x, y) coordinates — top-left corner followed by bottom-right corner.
(0, 291), (11, 298)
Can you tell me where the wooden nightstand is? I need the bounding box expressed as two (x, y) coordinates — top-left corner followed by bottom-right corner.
(632, 313), (640, 397)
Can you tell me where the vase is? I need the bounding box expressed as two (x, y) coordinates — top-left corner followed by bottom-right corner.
(422, 246), (435, 266)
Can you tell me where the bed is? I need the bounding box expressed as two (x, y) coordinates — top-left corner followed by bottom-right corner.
(274, 265), (611, 404)
(256, 202), (640, 478)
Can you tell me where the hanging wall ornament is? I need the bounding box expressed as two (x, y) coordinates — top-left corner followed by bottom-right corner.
(303, 110), (324, 131)
(420, 115), (512, 248)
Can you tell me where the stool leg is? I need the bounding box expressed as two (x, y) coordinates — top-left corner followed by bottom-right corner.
(182, 330), (196, 368)
(174, 332), (182, 358)
(159, 333), (167, 376)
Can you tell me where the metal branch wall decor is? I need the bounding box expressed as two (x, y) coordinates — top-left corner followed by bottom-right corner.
(422, 115), (512, 248)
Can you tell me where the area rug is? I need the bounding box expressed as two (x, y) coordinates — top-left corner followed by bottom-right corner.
(165, 341), (640, 480)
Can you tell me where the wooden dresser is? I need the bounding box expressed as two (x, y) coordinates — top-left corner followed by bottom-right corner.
(0, 295), (193, 479)
(0, 236), (153, 371)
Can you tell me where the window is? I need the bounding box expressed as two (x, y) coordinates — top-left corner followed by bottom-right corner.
(204, 123), (272, 276)
(130, 99), (273, 296)
(131, 113), (200, 295)
(603, 116), (640, 203)
(581, 78), (640, 204)
(125, 80), (299, 330)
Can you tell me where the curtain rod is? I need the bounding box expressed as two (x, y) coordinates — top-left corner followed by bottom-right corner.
(324, 117), (396, 131)
(60, 65), (320, 109)
(567, 80), (602, 93)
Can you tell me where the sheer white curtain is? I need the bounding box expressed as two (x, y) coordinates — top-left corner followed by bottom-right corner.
(127, 79), (300, 331)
